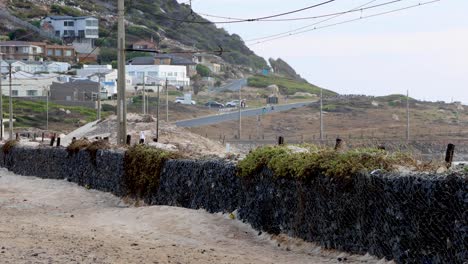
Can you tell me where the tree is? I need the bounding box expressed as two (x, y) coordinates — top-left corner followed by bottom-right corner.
(196, 64), (211, 77)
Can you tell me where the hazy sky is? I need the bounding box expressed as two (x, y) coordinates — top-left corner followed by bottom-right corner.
(177, 0), (468, 103)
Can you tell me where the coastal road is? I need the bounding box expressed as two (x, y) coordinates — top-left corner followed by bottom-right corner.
(175, 101), (316, 128)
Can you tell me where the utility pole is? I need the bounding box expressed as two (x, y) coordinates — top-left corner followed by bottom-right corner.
(46, 88), (49, 131)
(238, 84), (242, 139)
(8, 63), (12, 140)
(406, 89), (410, 141)
(155, 82), (162, 142)
(319, 87), (324, 141)
(166, 82), (168, 122)
(0, 58), (3, 141)
(116, 0), (127, 144)
(142, 72), (146, 115)
(97, 89), (101, 120)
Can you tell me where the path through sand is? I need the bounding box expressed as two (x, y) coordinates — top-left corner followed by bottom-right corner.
(0, 169), (391, 264)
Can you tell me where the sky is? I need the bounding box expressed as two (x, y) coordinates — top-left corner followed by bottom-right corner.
(176, 0), (468, 103)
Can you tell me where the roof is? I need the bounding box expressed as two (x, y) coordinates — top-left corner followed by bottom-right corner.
(0, 41), (42, 47)
(127, 55), (196, 66)
(45, 16), (97, 20)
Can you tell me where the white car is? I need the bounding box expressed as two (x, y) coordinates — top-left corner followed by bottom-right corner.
(174, 97), (196, 105)
(225, 100), (239, 108)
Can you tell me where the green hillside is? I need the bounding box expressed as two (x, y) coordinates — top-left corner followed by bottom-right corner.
(6, 0), (268, 69)
(248, 75), (337, 96)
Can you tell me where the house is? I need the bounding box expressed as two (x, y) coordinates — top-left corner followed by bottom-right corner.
(87, 69), (132, 97)
(76, 64), (113, 78)
(1, 71), (63, 97)
(128, 54), (197, 77)
(125, 64), (190, 88)
(0, 41), (42, 61)
(0, 41), (77, 62)
(50, 80), (100, 108)
(1, 60), (71, 74)
(131, 39), (157, 50)
(193, 53), (224, 74)
(41, 16), (99, 55)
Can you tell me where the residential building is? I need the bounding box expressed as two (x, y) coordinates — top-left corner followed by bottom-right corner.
(1, 60), (70, 74)
(41, 16), (99, 55)
(1, 71), (63, 97)
(131, 39), (157, 50)
(50, 80), (100, 108)
(0, 41), (42, 61)
(0, 41), (77, 62)
(87, 69), (132, 97)
(128, 54), (197, 77)
(193, 53), (224, 74)
(76, 64), (113, 78)
(126, 64), (190, 88)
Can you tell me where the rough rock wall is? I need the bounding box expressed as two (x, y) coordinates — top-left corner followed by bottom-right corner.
(0, 145), (466, 263)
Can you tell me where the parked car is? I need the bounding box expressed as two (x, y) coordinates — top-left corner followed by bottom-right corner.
(174, 97), (196, 105)
(225, 100), (239, 108)
(205, 101), (224, 108)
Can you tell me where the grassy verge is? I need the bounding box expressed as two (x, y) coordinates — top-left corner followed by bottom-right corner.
(238, 145), (434, 180)
(124, 145), (183, 198)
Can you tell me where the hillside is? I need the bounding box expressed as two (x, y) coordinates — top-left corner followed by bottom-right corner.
(4, 0), (268, 69)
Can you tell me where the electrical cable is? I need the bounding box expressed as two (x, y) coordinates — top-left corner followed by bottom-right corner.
(248, 0), (441, 46)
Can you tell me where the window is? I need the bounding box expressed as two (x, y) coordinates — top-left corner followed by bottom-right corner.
(15, 66), (21, 71)
(65, 50), (72, 57)
(86, 19), (98, 27)
(128, 71), (135, 76)
(47, 49), (53, 56)
(12, 90), (18, 96)
(148, 71), (158, 79)
(54, 49), (62, 56)
(78, 30), (85, 38)
(64, 30), (75, 37)
(55, 31), (60, 37)
(167, 72), (173, 77)
(27, 90), (38, 96)
(85, 29), (98, 36)
(64, 21), (74, 27)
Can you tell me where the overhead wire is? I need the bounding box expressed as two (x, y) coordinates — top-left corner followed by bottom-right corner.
(154, 0), (338, 24)
(247, 0), (441, 46)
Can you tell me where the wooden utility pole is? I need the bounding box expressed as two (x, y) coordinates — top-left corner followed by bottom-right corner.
(8, 63), (13, 139)
(142, 72), (146, 115)
(319, 87), (324, 141)
(0, 58), (3, 141)
(406, 90), (410, 141)
(117, 0), (127, 144)
(238, 83), (242, 139)
(166, 82), (169, 122)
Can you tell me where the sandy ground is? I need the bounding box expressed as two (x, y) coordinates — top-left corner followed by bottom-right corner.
(0, 169), (392, 264)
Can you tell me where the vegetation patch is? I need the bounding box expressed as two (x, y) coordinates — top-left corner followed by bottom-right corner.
(238, 145), (434, 180)
(248, 75), (336, 96)
(124, 145), (183, 198)
(2, 140), (18, 155)
(66, 139), (91, 155)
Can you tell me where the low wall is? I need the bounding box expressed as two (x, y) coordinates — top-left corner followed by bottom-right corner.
(0, 145), (466, 264)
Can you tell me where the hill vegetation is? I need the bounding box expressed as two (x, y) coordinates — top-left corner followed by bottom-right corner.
(6, 0), (268, 70)
(248, 74), (336, 96)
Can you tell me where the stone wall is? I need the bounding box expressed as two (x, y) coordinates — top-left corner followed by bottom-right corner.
(0, 145), (466, 264)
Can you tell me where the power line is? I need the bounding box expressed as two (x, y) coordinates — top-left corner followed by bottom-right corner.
(155, 0), (337, 24)
(245, 0), (380, 43)
(201, 0), (406, 22)
(248, 0), (441, 46)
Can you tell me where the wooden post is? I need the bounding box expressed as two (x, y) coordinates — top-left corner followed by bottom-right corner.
(50, 136), (55, 146)
(445, 143), (455, 168)
(278, 136), (284, 145)
(126, 134), (131, 145)
(42, 132), (44, 142)
(72, 137), (76, 143)
(56, 137), (61, 147)
(15, 133), (19, 141)
(334, 138), (343, 150)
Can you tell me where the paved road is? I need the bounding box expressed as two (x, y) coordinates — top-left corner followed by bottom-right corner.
(175, 101), (315, 128)
(211, 79), (247, 92)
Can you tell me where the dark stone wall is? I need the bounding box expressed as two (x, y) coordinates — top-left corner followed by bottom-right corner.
(0, 145), (466, 263)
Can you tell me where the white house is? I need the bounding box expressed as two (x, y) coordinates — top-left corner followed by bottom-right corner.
(1, 71), (64, 97)
(41, 16), (99, 54)
(76, 64), (112, 78)
(126, 65), (190, 88)
(87, 69), (132, 96)
(1, 60), (70, 74)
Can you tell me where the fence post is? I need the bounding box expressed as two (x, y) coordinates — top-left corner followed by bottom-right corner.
(445, 143), (455, 168)
(15, 133), (19, 141)
(56, 137), (61, 147)
(126, 134), (131, 145)
(50, 135), (55, 146)
(278, 136), (284, 145)
(334, 138), (343, 150)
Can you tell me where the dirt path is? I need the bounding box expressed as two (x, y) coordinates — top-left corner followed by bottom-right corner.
(0, 169), (391, 264)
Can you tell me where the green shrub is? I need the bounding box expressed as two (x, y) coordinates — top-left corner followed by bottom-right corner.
(238, 145), (427, 180)
(196, 64), (211, 77)
(124, 145), (182, 198)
